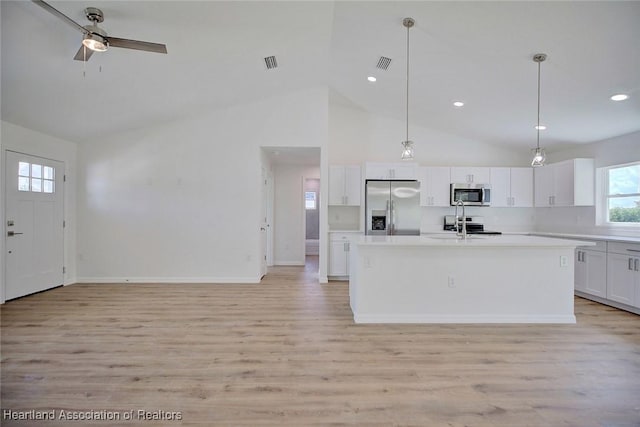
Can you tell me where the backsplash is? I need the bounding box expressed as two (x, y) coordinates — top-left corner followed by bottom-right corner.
(420, 207), (536, 233)
(535, 206), (640, 237)
(328, 205), (361, 231)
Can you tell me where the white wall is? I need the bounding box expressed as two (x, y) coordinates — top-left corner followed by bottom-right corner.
(329, 100), (532, 166)
(76, 87), (328, 283)
(535, 131), (640, 236)
(273, 164), (320, 265)
(1, 121), (78, 302)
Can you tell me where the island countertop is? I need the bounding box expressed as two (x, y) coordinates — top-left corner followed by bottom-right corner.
(354, 234), (595, 248)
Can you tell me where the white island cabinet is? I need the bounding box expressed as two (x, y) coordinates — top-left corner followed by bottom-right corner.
(349, 235), (593, 324)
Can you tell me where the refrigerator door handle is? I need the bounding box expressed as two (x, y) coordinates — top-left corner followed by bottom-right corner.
(385, 199), (391, 235)
(390, 200), (395, 235)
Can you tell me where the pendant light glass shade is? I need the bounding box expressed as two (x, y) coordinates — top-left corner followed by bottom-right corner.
(531, 147), (546, 167)
(400, 18), (415, 160)
(530, 53), (547, 167)
(401, 140), (414, 160)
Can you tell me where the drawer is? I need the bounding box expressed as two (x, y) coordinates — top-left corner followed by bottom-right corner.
(577, 240), (607, 252)
(329, 232), (361, 241)
(608, 241), (640, 256)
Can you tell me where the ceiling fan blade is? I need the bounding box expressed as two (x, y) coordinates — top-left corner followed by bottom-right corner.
(31, 0), (87, 34)
(107, 37), (167, 54)
(73, 45), (94, 62)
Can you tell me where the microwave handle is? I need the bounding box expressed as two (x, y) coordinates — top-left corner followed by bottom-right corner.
(481, 188), (485, 203)
(482, 187), (490, 203)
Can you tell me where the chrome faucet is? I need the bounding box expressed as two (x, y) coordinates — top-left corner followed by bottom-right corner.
(454, 199), (467, 239)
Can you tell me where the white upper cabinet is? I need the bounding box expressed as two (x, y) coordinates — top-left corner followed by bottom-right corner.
(329, 165), (361, 206)
(510, 167), (534, 207)
(450, 167), (491, 184)
(418, 167), (451, 207)
(365, 162), (418, 180)
(491, 167), (533, 207)
(534, 159), (595, 207)
(534, 165), (554, 207)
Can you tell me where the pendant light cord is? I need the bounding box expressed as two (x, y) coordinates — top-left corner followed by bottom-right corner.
(536, 59), (541, 150)
(406, 21), (410, 142)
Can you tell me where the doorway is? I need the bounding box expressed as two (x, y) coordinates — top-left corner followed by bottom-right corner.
(4, 151), (64, 300)
(261, 147), (321, 276)
(304, 178), (320, 258)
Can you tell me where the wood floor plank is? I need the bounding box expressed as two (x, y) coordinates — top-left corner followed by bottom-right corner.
(2, 257), (640, 426)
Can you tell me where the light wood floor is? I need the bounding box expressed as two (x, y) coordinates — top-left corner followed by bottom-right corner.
(2, 256), (640, 426)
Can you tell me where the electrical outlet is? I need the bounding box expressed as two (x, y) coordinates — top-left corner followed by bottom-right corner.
(560, 255), (568, 267)
(364, 257), (372, 268)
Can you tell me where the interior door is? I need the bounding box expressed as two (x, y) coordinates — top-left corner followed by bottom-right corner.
(5, 151), (64, 300)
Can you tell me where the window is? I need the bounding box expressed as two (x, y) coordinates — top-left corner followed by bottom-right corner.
(18, 162), (55, 193)
(604, 161), (640, 225)
(305, 191), (317, 210)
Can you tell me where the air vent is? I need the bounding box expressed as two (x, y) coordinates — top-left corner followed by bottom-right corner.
(376, 56), (392, 70)
(264, 55), (278, 70)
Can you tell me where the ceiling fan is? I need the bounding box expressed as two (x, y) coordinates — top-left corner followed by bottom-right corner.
(32, 0), (167, 62)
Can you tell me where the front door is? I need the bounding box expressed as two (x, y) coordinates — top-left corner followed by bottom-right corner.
(5, 151), (64, 300)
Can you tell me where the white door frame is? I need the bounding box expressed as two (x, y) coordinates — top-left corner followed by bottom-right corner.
(3, 149), (65, 302)
(266, 170), (274, 267)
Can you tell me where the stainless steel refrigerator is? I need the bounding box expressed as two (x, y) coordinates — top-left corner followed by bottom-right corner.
(365, 180), (421, 236)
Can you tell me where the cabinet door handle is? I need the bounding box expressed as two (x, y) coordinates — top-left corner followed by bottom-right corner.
(635, 259), (639, 272)
(346, 242), (350, 252)
(629, 258), (635, 271)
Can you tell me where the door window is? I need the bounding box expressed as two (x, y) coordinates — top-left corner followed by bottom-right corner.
(18, 161), (55, 193)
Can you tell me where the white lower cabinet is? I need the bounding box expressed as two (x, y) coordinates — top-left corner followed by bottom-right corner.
(330, 241), (349, 276)
(329, 233), (358, 278)
(575, 247), (607, 298)
(606, 253), (636, 305)
(569, 238), (640, 313)
(606, 247), (640, 308)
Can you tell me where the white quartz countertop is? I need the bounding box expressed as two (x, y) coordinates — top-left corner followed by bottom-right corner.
(530, 232), (640, 244)
(355, 234), (595, 248)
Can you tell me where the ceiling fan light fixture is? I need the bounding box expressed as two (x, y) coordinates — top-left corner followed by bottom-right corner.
(82, 32), (108, 52)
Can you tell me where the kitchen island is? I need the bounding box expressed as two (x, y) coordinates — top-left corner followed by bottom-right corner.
(349, 234), (593, 324)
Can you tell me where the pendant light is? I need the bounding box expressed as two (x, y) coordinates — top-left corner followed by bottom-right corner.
(400, 18), (415, 160)
(531, 53), (547, 167)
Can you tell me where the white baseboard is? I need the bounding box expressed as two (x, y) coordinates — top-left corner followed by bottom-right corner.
(353, 313), (577, 324)
(273, 261), (305, 266)
(76, 276), (261, 284)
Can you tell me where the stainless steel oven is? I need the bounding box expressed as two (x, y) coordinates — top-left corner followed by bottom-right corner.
(450, 183), (491, 206)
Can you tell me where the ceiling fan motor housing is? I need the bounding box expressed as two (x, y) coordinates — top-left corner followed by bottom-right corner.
(84, 7), (104, 23)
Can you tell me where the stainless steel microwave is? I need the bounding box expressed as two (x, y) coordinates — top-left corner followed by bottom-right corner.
(450, 183), (491, 206)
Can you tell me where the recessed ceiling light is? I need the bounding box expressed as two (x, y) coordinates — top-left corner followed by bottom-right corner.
(453, 101), (464, 107)
(610, 94), (629, 101)
(535, 125), (547, 130)
(367, 76), (377, 82)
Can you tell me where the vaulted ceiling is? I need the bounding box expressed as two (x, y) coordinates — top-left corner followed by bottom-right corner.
(2, 1), (639, 150)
